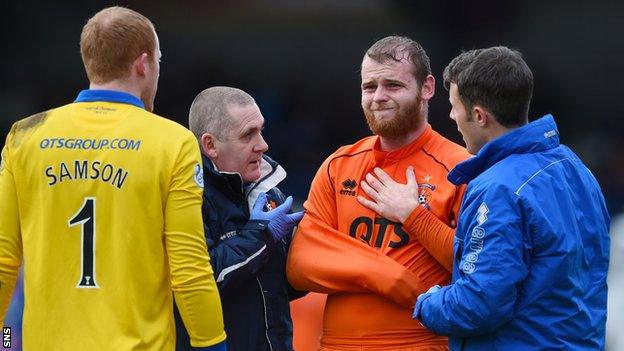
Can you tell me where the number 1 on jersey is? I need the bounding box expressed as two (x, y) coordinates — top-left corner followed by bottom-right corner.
(69, 197), (99, 288)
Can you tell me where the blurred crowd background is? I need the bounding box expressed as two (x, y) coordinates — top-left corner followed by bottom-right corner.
(1, 0), (623, 350)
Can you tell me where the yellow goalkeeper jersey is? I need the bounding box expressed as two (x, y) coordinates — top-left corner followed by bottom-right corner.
(0, 90), (226, 350)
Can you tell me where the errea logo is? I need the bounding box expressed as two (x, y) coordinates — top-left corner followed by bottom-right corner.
(476, 202), (489, 225)
(463, 202), (489, 275)
(544, 130), (557, 138)
(340, 179), (357, 196)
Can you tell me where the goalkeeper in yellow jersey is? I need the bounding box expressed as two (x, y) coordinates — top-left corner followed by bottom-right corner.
(0, 6), (226, 351)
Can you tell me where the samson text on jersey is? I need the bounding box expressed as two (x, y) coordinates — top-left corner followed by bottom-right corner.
(45, 160), (129, 188)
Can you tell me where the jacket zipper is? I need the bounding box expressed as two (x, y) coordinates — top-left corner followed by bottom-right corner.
(256, 277), (273, 351)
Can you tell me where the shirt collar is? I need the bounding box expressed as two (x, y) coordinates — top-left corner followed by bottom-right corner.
(74, 89), (145, 109)
(372, 123), (433, 164)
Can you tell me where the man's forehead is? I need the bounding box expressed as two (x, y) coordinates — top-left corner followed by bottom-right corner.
(227, 102), (254, 115)
(448, 83), (464, 106)
(361, 55), (413, 80)
(227, 103), (263, 129)
(363, 49), (411, 63)
(449, 83), (459, 98)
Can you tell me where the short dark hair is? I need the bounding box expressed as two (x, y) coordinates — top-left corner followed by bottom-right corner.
(443, 46), (533, 127)
(365, 35), (431, 85)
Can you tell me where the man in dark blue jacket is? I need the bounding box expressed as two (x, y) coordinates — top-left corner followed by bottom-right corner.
(357, 47), (610, 350)
(176, 86), (305, 351)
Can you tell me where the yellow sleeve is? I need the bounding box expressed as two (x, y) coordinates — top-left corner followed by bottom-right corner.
(0, 128), (22, 323)
(165, 134), (226, 348)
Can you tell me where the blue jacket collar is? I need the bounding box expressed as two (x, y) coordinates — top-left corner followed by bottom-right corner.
(448, 114), (560, 185)
(74, 89), (145, 109)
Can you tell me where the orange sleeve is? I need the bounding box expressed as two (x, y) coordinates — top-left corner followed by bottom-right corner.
(402, 184), (465, 272)
(287, 158), (427, 308)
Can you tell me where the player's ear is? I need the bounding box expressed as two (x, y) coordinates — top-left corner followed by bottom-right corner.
(420, 74), (435, 101)
(200, 133), (218, 159)
(133, 53), (149, 77)
(472, 105), (490, 127)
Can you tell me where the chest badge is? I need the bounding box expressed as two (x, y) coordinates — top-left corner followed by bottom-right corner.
(265, 200), (278, 211)
(193, 163), (204, 188)
(418, 179), (437, 210)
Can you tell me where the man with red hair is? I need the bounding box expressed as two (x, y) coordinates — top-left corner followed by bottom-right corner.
(0, 7), (226, 351)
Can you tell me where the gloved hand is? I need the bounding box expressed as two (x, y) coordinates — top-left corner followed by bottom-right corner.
(250, 192), (304, 243)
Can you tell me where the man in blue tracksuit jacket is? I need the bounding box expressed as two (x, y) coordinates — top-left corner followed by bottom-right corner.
(176, 86), (306, 351)
(415, 47), (611, 350)
(358, 47), (610, 350)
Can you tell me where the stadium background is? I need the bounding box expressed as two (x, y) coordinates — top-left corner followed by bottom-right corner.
(1, 0), (623, 350)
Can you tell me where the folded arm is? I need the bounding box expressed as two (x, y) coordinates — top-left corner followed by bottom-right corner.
(287, 211), (428, 308)
(286, 159), (428, 308)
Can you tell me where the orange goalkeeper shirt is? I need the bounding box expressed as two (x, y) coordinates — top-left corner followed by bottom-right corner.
(287, 124), (470, 350)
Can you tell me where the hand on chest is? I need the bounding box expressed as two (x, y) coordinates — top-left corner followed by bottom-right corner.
(335, 162), (446, 251)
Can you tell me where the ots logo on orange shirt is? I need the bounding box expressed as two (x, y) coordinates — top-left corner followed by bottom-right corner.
(348, 179), (440, 250)
(348, 216), (409, 249)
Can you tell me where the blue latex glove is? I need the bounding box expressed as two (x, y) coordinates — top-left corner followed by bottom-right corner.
(413, 284), (441, 321)
(250, 192), (304, 243)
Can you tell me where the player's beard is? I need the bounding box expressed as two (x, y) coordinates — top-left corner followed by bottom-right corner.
(364, 95), (423, 139)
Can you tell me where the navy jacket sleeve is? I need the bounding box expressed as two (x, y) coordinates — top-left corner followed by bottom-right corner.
(204, 199), (272, 294)
(415, 184), (530, 336)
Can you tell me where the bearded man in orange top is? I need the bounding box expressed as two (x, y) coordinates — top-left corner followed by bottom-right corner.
(287, 36), (470, 350)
